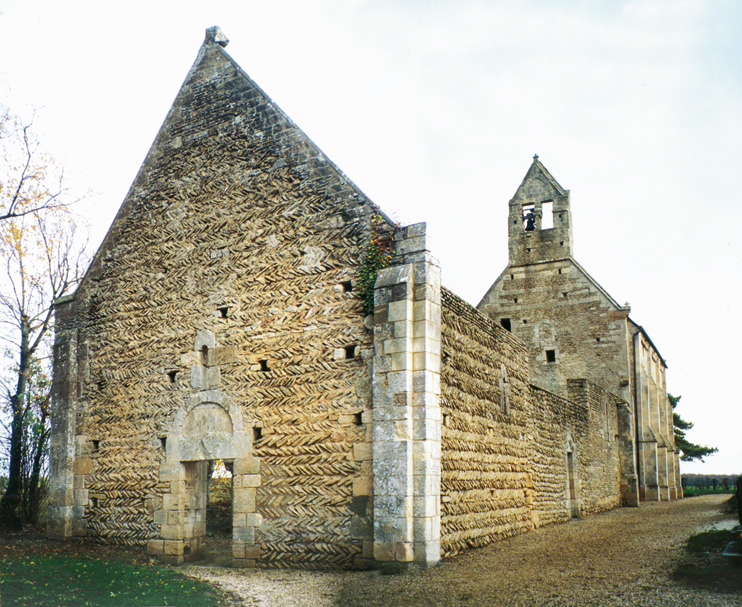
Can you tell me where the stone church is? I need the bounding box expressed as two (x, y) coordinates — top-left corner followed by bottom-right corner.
(477, 159), (681, 504)
(48, 27), (680, 569)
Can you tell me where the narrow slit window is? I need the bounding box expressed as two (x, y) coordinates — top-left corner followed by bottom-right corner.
(514, 298), (518, 303)
(160, 437), (167, 450)
(546, 350), (556, 363)
(91, 497), (98, 509)
(558, 269), (562, 274)
(253, 427), (263, 442)
(500, 318), (511, 332)
(201, 345), (209, 366)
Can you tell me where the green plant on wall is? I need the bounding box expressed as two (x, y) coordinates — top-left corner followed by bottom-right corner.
(357, 215), (396, 315)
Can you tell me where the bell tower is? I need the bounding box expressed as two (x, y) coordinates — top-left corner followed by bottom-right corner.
(508, 155), (573, 266)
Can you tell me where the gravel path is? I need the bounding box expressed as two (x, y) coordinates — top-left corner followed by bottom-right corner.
(183, 494), (741, 606)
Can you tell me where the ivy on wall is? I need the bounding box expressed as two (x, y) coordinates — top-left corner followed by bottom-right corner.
(357, 215), (396, 315)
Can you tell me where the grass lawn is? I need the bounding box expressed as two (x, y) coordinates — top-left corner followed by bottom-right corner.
(0, 553), (225, 607)
(682, 487), (736, 497)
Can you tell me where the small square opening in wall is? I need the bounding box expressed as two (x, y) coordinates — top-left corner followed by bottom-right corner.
(91, 497), (98, 509)
(353, 412), (363, 426)
(167, 370), (177, 383)
(500, 318), (511, 332)
(523, 319), (528, 324)
(558, 269), (562, 274)
(259, 359), (270, 372)
(596, 337), (602, 343)
(514, 298), (518, 303)
(91, 440), (100, 452)
(341, 281), (352, 293)
(546, 350), (556, 363)
(562, 292), (568, 298)
(253, 427), (263, 442)
(217, 305), (229, 319)
(344, 345), (357, 359)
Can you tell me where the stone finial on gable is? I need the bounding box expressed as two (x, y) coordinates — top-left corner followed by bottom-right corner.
(205, 26), (229, 47)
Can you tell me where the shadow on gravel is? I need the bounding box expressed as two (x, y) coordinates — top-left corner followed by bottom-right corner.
(672, 525), (742, 593)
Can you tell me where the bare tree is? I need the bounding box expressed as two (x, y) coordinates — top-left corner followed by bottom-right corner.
(0, 114), (87, 529)
(0, 107), (69, 222)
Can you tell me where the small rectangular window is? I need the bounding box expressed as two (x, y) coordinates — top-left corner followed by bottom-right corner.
(345, 345), (357, 359)
(546, 350), (556, 363)
(259, 359), (270, 372)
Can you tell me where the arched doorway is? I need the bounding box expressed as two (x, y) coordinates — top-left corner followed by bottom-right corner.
(149, 393), (261, 567)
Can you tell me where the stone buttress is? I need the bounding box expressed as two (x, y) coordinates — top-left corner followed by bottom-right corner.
(372, 223), (442, 566)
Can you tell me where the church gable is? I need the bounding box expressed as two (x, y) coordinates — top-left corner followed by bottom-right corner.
(50, 27), (381, 569)
(510, 157), (568, 204)
(83, 27), (389, 292)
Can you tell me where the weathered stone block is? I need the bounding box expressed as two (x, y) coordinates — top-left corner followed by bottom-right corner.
(395, 542), (414, 562)
(75, 458), (92, 475)
(234, 457), (260, 475)
(353, 476), (372, 496)
(241, 474), (261, 488)
(147, 539), (164, 555)
(233, 488), (256, 513)
(353, 442), (372, 461)
(164, 540), (184, 556)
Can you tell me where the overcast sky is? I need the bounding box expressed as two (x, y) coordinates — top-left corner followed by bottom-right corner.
(0, 1), (739, 475)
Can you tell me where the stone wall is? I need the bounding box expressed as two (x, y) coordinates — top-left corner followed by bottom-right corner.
(440, 288), (623, 557)
(528, 381), (622, 526)
(439, 288), (534, 557)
